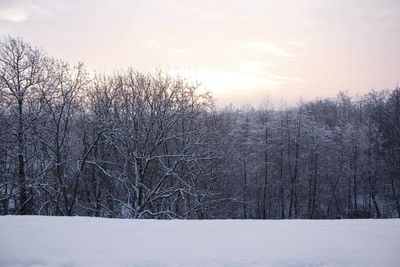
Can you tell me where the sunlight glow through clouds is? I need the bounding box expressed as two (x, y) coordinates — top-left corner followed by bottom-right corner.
(154, 39), (303, 105)
(168, 66), (286, 104)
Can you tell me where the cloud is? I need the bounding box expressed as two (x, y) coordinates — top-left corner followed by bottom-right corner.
(0, 7), (28, 22)
(239, 60), (307, 83)
(286, 41), (307, 46)
(239, 60), (277, 75)
(240, 41), (297, 58)
(267, 74), (308, 83)
(144, 40), (188, 55)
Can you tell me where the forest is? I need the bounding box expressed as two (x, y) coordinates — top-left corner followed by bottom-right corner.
(0, 36), (399, 219)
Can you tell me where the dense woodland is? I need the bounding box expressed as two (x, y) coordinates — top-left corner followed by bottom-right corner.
(0, 37), (399, 219)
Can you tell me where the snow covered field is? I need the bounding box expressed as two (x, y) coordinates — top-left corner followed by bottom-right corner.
(0, 216), (399, 267)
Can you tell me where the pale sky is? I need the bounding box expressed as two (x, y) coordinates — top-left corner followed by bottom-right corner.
(0, 0), (399, 106)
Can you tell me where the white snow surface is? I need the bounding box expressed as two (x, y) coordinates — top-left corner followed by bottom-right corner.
(0, 216), (399, 267)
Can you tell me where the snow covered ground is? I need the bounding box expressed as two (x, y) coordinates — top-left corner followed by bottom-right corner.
(0, 216), (399, 267)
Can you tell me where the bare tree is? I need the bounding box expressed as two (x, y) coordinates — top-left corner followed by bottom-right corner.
(0, 37), (44, 214)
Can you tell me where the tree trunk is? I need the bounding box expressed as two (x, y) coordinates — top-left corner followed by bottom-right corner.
(262, 125), (268, 219)
(17, 99), (29, 215)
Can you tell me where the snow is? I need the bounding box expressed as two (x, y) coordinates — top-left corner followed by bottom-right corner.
(0, 216), (399, 267)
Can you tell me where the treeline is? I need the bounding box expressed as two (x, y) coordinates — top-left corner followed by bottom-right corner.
(0, 37), (399, 219)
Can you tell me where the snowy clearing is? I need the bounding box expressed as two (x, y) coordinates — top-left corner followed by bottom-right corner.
(0, 216), (399, 267)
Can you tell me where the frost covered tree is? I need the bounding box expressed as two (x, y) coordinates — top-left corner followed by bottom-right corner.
(0, 37), (44, 214)
(0, 36), (399, 219)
